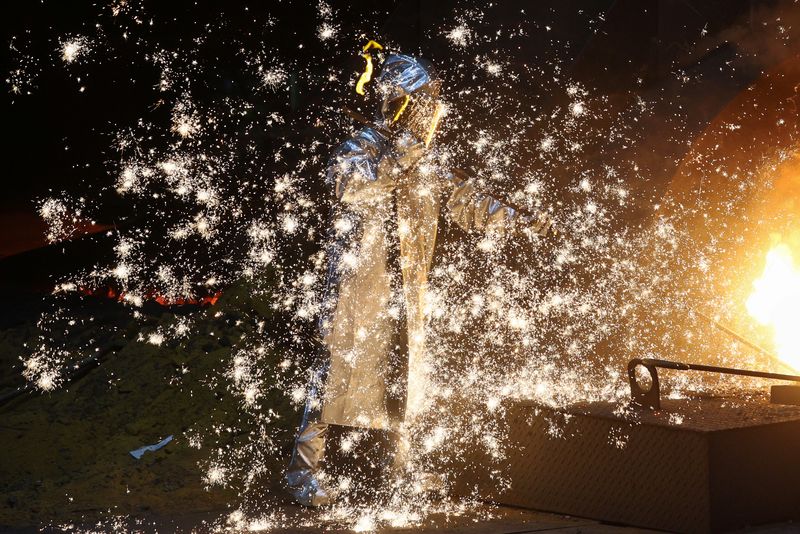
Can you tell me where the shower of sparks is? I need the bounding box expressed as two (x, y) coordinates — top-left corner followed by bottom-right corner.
(7, 36), (39, 96)
(38, 197), (89, 243)
(316, 1), (339, 42)
(484, 61), (502, 76)
(8, 1), (800, 531)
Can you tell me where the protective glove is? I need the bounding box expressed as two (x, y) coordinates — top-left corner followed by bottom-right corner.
(518, 211), (555, 239)
(394, 140), (426, 170)
(378, 133), (427, 179)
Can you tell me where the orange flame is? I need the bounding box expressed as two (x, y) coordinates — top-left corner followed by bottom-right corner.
(746, 244), (800, 371)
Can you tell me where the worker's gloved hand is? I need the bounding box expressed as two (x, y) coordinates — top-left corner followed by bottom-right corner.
(518, 211), (555, 239)
(377, 134), (427, 185)
(388, 132), (427, 169)
(394, 141), (426, 170)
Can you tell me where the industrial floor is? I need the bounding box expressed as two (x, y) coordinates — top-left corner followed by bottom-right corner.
(1, 291), (798, 534)
(6, 503), (795, 533)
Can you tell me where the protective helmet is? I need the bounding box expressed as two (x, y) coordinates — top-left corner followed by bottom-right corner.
(376, 54), (443, 142)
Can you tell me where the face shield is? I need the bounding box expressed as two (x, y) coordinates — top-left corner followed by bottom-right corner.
(389, 89), (444, 146)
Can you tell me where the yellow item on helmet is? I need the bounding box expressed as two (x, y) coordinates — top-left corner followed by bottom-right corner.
(355, 40), (383, 96)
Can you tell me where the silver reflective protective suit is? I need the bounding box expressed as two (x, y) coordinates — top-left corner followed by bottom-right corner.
(285, 55), (548, 506)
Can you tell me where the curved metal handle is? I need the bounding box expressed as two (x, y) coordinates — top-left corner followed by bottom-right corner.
(628, 359), (662, 410)
(627, 357), (800, 411)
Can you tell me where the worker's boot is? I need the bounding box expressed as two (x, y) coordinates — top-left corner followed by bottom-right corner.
(285, 421), (333, 507)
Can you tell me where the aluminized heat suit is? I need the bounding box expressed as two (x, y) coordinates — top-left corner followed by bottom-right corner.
(286, 54), (551, 506)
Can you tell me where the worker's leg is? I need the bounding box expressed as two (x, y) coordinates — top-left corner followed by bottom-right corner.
(285, 361), (332, 507)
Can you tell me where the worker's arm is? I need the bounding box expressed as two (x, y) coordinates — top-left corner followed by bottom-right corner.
(444, 169), (553, 238)
(328, 131), (424, 205)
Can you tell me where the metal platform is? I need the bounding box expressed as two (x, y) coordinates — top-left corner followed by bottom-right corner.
(453, 394), (800, 533)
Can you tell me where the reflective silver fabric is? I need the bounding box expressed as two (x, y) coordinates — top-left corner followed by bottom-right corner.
(377, 54), (437, 103)
(285, 421), (331, 507)
(286, 55), (550, 506)
(447, 174), (521, 232)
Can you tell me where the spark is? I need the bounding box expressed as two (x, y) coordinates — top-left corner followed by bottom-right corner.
(317, 22), (338, 41)
(352, 514), (376, 532)
(172, 117), (198, 137)
(36, 370), (58, 391)
(38, 198), (74, 243)
(281, 214), (299, 234)
(204, 464), (228, 487)
(117, 167), (139, 193)
(485, 62), (502, 76)
(261, 66), (287, 90)
(446, 24), (471, 47)
(60, 37), (89, 64)
(113, 263), (130, 280)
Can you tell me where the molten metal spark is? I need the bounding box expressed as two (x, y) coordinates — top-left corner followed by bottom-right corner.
(60, 37), (89, 63)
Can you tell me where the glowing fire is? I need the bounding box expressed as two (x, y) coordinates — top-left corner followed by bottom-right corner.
(746, 244), (800, 371)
